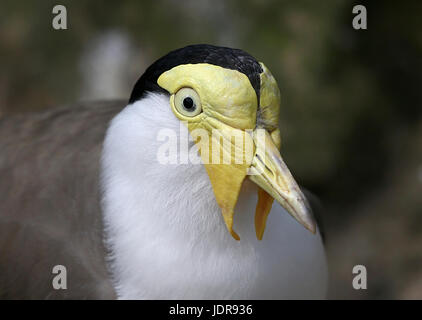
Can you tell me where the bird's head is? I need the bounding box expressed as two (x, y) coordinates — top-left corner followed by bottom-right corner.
(129, 44), (315, 240)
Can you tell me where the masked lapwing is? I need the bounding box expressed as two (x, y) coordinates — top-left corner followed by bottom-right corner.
(0, 44), (327, 299)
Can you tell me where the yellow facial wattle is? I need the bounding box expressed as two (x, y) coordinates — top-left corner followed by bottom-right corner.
(157, 62), (315, 240)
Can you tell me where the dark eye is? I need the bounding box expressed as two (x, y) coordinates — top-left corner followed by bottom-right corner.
(183, 97), (195, 110)
(174, 87), (202, 117)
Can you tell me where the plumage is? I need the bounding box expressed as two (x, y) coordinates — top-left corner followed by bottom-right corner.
(0, 44), (328, 299)
(0, 101), (121, 298)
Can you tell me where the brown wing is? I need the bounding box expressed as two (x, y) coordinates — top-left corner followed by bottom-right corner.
(0, 100), (125, 299)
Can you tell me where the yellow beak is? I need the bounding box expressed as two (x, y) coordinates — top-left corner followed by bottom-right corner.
(248, 130), (316, 239)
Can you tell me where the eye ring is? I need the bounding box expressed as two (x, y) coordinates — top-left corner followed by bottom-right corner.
(174, 87), (202, 117)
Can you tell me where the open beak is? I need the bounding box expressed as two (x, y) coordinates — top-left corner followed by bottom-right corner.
(248, 130), (316, 239)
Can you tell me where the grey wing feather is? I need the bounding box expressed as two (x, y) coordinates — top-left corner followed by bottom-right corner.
(0, 101), (125, 299)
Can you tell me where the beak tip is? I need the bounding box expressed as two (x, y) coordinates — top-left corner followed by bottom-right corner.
(300, 199), (317, 234)
(308, 224), (317, 234)
(231, 230), (240, 241)
(303, 217), (317, 234)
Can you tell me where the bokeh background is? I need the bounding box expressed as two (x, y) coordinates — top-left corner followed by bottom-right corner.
(1, 0), (421, 299)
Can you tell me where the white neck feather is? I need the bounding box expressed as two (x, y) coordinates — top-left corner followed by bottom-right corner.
(101, 93), (327, 299)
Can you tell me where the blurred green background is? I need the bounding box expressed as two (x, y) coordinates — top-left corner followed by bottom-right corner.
(1, 0), (421, 299)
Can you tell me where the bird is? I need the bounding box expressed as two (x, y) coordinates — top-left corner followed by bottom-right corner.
(0, 44), (327, 299)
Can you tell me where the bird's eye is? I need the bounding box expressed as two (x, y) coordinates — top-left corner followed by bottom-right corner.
(174, 88), (202, 117)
